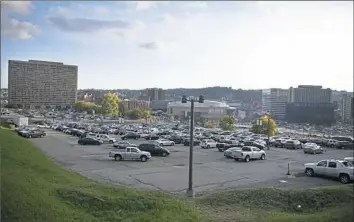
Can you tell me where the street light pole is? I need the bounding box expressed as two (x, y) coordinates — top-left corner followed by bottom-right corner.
(182, 95), (204, 198)
(187, 98), (194, 197)
(267, 115), (270, 150)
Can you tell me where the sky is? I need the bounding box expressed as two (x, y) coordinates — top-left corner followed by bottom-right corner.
(1, 1), (353, 91)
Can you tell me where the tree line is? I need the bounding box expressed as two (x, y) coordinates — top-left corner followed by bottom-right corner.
(74, 93), (151, 120)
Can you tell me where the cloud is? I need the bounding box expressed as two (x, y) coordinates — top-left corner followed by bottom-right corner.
(1, 1), (33, 15)
(48, 16), (133, 33)
(139, 42), (159, 50)
(184, 2), (208, 9)
(136, 1), (157, 11)
(1, 1), (40, 39)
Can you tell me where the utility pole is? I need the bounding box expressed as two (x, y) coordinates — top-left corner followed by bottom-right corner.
(267, 115), (270, 150)
(182, 95), (204, 198)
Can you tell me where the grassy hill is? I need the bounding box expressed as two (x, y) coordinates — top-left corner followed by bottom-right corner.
(1, 127), (353, 222)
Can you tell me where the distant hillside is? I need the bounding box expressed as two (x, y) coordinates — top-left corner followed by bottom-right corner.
(165, 87), (262, 102)
(78, 87), (262, 103)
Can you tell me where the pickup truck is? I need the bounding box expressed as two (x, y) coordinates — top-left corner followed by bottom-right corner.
(109, 147), (151, 162)
(233, 146), (266, 162)
(304, 159), (354, 184)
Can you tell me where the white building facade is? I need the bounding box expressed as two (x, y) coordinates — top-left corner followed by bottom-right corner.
(167, 100), (229, 120)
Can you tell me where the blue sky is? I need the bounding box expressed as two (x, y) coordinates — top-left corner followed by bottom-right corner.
(1, 1), (353, 91)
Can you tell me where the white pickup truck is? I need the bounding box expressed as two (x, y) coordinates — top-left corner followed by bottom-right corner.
(109, 147), (151, 162)
(233, 146), (266, 162)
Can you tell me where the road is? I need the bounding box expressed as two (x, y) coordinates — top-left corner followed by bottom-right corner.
(31, 130), (353, 194)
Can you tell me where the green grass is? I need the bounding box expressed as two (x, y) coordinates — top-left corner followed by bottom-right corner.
(196, 185), (354, 222)
(1, 128), (353, 222)
(0, 128), (207, 222)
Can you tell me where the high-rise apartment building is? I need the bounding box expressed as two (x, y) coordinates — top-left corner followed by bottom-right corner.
(262, 88), (289, 120)
(146, 88), (165, 101)
(341, 93), (353, 123)
(8, 60), (78, 109)
(288, 85), (332, 104)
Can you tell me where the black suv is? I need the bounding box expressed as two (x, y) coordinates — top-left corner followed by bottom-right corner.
(183, 139), (201, 146)
(121, 132), (139, 140)
(138, 143), (170, 157)
(169, 136), (183, 144)
(336, 141), (354, 149)
(243, 141), (265, 150)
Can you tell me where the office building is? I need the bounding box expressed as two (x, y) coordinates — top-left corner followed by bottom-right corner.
(288, 85), (332, 104)
(146, 88), (165, 101)
(262, 88), (289, 120)
(8, 60), (78, 109)
(286, 85), (335, 125)
(341, 93), (354, 123)
(119, 99), (150, 111)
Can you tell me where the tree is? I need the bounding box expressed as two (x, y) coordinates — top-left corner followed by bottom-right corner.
(118, 102), (126, 116)
(205, 122), (216, 128)
(219, 115), (236, 131)
(99, 93), (120, 116)
(125, 109), (142, 120)
(74, 101), (100, 114)
(250, 115), (277, 136)
(199, 117), (206, 126)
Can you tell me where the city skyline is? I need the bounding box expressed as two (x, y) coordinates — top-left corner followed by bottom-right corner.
(1, 1), (353, 91)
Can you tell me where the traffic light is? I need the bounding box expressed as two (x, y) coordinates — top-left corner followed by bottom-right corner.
(198, 95), (204, 103)
(181, 95), (187, 103)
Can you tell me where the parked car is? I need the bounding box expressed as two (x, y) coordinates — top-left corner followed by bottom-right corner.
(201, 139), (217, 149)
(156, 139), (175, 146)
(183, 139), (201, 146)
(78, 137), (103, 145)
(243, 141), (265, 150)
(224, 147), (242, 158)
(109, 147), (151, 162)
(336, 141), (354, 150)
(233, 146), (266, 162)
(121, 132), (139, 140)
(144, 134), (160, 140)
(303, 143), (324, 154)
(21, 130), (46, 138)
(169, 136), (184, 144)
(304, 159), (354, 184)
(217, 142), (242, 152)
(113, 141), (137, 149)
(285, 140), (302, 149)
(88, 133), (116, 143)
(138, 143), (170, 157)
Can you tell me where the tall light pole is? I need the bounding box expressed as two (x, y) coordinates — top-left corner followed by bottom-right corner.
(267, 115), (270, 150)
(182, 94), (204, 197)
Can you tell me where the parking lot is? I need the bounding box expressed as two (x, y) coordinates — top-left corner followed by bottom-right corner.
(31, 130), (353, 194)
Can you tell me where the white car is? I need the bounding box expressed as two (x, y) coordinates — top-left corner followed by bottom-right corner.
(303, 143), (324, 154)
(88, 133), (116, 144)
(201, 139), (217, 149)
(233, 146), (266, 162)
(304, 159), (354, 184)
(156, 139), (175, 146)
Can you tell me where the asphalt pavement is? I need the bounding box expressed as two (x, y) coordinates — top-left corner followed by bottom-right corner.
(30, 130), (354, 194)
